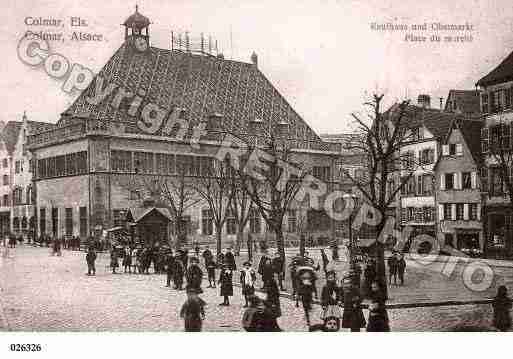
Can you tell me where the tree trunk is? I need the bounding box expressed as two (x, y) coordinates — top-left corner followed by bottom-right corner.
(299, 234), (306, 258)
(234, 229), (244, 256)
(275, 227), (286, 264)
(374, 220), (388, 299)
(216, 227), (222, 258)
(176, 218), (186, 250)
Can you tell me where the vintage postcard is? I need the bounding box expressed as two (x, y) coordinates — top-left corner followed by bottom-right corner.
(1, 0), (513, 355)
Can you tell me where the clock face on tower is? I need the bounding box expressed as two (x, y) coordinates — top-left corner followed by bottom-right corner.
(133, 36), (148, 52)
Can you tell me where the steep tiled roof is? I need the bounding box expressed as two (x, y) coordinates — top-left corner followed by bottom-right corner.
(444, 90), (480, 115)
(477, 50), (513, 87)
(1, 121), (22, 154)
(64, 42), (321, 142)
(458, 119), (483, 166)
(388, 104), (461, 140)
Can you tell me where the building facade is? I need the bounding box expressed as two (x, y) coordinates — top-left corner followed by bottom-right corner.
(26, 7), (349, 248)
(435, 119), (484, 254)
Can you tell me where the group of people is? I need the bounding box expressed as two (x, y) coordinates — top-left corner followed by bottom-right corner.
(387, 251), (407, 285)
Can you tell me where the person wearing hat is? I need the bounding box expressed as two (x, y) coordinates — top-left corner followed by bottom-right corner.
(172, 253), (185, 290)
(218, 263), (233, 306)
(224, 247), (236, 271)
(203, 247), (217, 288)
(164, 249), (175, 287)
(271, 251), (286, 291)
(85, 246), (97, 276)
(180, 287), (206, 332)
(186, 257), (203, 293)
(110, 246), (119, 274)
(240, 261), (257, 307)
(257, 250), (273, 290)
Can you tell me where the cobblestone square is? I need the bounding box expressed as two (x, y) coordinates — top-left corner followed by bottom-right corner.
(1, 245), (510, 331)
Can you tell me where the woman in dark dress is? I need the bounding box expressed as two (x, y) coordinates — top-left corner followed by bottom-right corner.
(218, 264), (233, 306)
(110, 247), (119, 274)
(493, 285), (512, 332)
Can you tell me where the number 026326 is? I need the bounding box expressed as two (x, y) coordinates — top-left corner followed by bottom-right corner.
(9, 344), (42, 352)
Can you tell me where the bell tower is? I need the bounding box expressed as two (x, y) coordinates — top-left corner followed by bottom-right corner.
(122, 5), (151, 51)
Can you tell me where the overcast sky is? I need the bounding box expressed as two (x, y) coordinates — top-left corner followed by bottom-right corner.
(2, 0), (513, 134)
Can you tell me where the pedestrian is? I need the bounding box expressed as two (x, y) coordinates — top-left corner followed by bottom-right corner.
(172, 253), (185, 290)
(493, 285), (512, 332)
(224, 247), (236, 271)
(363, 259), (377, 297)
(366, 300), (390, 332)
(257, 250), (273, 289)
(110, 247), (119, 274)
(123, 246), (132, 273)
(165, 250), (174, 287)
(186, 257), (203, 293)
(218, 263), (233, 306)
(265, 277), (282, 319)
(397, 253), (406, 285)
(203, 248), (217, 288)
(180, 287), (206, 332)
(320, 248), (329, 276)
(341, 275), (366, 332)
(320, 270), (343, 331)
(271, 251), (286, 291)
(240, 261), (257, 307)
(194, 243), (200, 258)
(296, 266), (317, 325)
(86, 247), (97, 276)
(387, 253), (398, 285)
(368, 281), (387, 305)
(242, 295), (282, 332)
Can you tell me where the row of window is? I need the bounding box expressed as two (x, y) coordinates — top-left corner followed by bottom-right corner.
(481, 124), (512, 153)
(111, 150), (215, 177)
(12, 186), (33, 206)
(481, 166), (513, 197)
(401, 206), (435, 223)
(402, 148), (435, 170)
(441, 143), (463, 157)
(439, 203), (480, 221)
(39, 207), (88, 238)
(440, 171), (478, 191)
(401, 174), (434, 196)
(37, 151), (88, 179)
(481, 89), (513, 114)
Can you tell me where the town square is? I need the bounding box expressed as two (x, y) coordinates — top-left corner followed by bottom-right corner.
(2, 0), (513, 343)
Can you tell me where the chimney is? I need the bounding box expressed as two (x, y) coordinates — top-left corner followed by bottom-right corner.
(417, 94), (431, 109)
(251, 51), (258, 67)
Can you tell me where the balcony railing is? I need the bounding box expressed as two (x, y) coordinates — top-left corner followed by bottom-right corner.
(26, 119), (111, 149)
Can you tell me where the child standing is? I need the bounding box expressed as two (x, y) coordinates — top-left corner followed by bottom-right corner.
(240, 261), (257, 307)
(493, 285), (512, 332)
(86, 247), (97, 276)
(180, 287), (206, 332)
(218, 264), (233, 306)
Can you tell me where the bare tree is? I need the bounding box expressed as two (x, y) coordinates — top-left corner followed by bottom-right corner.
(237, 131), (308, 263)
(229, 171), (252, 256)
(192, 159), (235, 256)
(344, 95), (417, 297)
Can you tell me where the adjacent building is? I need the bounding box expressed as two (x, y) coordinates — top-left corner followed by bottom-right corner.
(476, 49), (513, 257)
(434, 118), (483, 254)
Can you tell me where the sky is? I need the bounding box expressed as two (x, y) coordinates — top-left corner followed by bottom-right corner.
(2, 0), (513, 134)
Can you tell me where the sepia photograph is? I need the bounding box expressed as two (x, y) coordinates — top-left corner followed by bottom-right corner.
(1, 0), (513, 356)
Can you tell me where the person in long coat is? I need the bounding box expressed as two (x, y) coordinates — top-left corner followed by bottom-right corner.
(123, 247), (132, 273)
(271, 252), (286, 291)
(341, 278), (366, 332)
(363, 260), (377, 298)
(85, 247), (97, 276)
(110, 247), (119, 274)
(258, 251), (273, 289)
(186, 257), (203, 293)
(224, 247), (236, 271)
(180, 287), (206, 332)
(366, 300), (390, 332)
(165, 250), (174, 287)
(172, 255), (185, 290)
(218, 264), (233, 306)
(240, 261), (257, 307)
(493, 285), (512, 332)
(387, 254), (398, 285)
(397, 254), (406, 286)
(242, 295), (281, 332)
